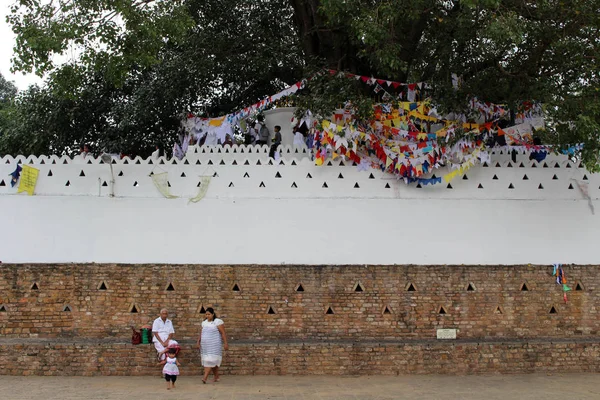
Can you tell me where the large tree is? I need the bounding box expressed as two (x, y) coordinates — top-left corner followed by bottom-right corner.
(3, 0), (600, 166)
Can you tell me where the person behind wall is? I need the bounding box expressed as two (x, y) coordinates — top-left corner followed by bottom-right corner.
(269, 125), (282, 158)
(152, 308), (178, 361)
(197, 307), (228, 384)
(255, 115), (270, 146)
(158, 348), (181, 390)
(244, 119), (256, 145)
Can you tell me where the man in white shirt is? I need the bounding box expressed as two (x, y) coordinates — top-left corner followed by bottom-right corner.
(152, 308), (177, 360)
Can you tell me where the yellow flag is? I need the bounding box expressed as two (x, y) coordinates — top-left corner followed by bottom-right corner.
(332, 152), (339, 160)
(17, 165), (39, 196)
(322, 120), (330, 129)
(209, 117), (224, 127)
(315, 157), (324, 166)
(386, 157), (393, 168)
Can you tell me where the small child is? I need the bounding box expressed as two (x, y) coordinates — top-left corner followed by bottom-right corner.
(159, 348), (181, 390)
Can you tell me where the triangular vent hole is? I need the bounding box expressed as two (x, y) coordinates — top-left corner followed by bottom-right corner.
(520, 283), (529, 291)
(438, 306), (447, 315)
(31, 283), (39, 290)
(383, 306), (392, 315)
(267, 306), (276, 315)
(495, 306), (503, 315)
(232, 284), (241, 292)
(63, 305), (72, 312)
(326, 306), (334, 315)
(130, 305), (139, 313)
(99, 282), (107, 290)
(296, 284), (304, 292)
(166, 283), (175, 291)
(199, 305), (206, 314)
(354, 283), (364, 292)
(549, 306), (557, 314)
(467, 283), (476, 291)
(575, 283), (584, 291)
(407, 283), (416, 292)
(0, 305), (6, 312)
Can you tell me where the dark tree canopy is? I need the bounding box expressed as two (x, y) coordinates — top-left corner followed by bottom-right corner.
(1, 0), (599, 167)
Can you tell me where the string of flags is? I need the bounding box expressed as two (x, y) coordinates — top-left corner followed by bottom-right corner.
(552, 264), (571, 303)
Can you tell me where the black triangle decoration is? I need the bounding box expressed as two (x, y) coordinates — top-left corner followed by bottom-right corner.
(385, 183), (391, 189)
(47, 170), (53, 176)
(416, 183), (422, 188)
(259, 181), (266, 188)
(0, 180), (5, 186)
(553, 175), (558, 180)
(244, 160), (250, 165)
(508, 183), (515, 189)
(79, 170), (85, 176)
(291, 160), (297, 166)
(338, 173), (344, 179)
(521, 283), (529, 291)
(275, 171), (282, 178)
(538, 184), (544, 189)
(354, 182), (360, 188)
(244, 172), (250, 178)
(523, 175), (529, 180)
(354, 283), (364, 292)
(181, 172), (186, 178)
(463, 175), (468, 180)
(199, 305), (206, 314)
(493, 175), (498, 180)
(447, 183), (453, 189)
(478, 183), (484, 189)
(291, 182), (298, 188)
(306, 173), (312, 179)
(322, 182), (328, 188)
(102, 181), (108, 187)
(63, 305), (72, 312)
(229, 182), (235, 188)
(118, 171), (124, 177)
(369, 173), (375, 179)
(568, 183), (574, 189)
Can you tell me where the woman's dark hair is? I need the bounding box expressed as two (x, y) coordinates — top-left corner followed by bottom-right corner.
(168, 348), (177, 354)
(205, 307), (217, 319)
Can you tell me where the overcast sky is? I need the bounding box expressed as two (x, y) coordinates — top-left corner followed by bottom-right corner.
(1, 3), (43, 90)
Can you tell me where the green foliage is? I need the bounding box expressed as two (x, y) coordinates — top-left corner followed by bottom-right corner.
(2, 0), (600, 168)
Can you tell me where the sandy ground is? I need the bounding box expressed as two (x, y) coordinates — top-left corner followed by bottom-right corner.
(1, 374), (599, 400)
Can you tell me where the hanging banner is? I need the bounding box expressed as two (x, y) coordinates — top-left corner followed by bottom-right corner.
(189, 176), (211, 203)
(17, 165), (39, 196)
(151, 173), (178, 199)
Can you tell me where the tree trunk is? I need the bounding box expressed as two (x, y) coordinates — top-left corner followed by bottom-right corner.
(288, 0), (368, 74)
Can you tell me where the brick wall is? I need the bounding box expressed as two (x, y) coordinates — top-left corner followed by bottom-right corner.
(0, 264), (599, 375)
(1, 339), (599, 376)
(1, 264), (598, 340)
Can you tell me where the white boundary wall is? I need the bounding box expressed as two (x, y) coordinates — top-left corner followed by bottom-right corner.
(0, 146), (598, 265)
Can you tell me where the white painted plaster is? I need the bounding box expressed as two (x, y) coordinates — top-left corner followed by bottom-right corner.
(0, 149), (598, 265)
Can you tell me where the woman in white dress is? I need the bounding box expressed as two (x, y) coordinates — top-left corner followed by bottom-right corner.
(197, 307), (228, 383)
